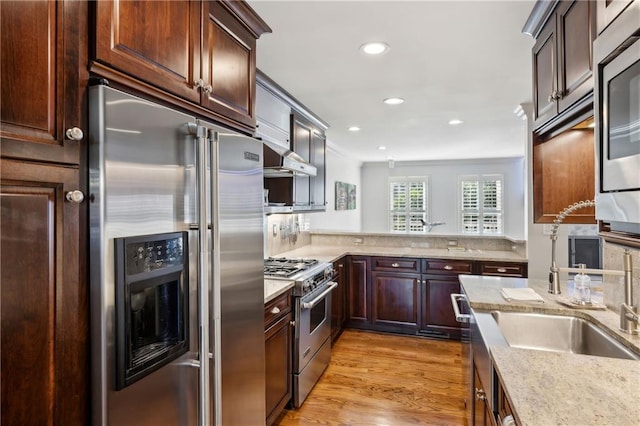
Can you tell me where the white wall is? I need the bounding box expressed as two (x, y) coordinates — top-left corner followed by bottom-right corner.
(360, 157), (526, 239)
(309, 142), (363, 232)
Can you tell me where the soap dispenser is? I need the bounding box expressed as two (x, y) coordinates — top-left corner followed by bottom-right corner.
(572, 264), (591, 305)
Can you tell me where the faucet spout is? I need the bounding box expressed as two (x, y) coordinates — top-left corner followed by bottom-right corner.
(548, 200), (596, 294)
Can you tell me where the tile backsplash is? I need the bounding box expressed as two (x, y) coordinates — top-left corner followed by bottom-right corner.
(265, 214), (311, 256)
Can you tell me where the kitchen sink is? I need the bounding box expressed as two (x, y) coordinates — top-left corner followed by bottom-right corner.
(491, 311), (639, 360)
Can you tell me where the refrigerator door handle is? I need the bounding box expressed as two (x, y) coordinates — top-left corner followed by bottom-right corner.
(195, 125), (211, 426)
(208, 130), (223, 426)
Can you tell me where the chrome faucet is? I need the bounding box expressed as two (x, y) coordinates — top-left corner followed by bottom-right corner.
(548, 200), (637, 334)
(419, 219), (445, 232)
(549, 200), (596, 294)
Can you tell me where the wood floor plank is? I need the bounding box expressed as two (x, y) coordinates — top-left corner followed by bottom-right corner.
(277, 329), (468, 426)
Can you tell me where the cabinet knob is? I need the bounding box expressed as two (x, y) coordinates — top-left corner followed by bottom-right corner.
(475, 388), (487, 401)
(195, 78), (205, 89)
(391, 263), (399, 268)
(270, 306), (280, 314)
(65, 127), (84, 141)
(289, 320), (295, 327)
(65, 190), (85, 204)
(444, 265), (453, 271)
(204, 84), (213, 95)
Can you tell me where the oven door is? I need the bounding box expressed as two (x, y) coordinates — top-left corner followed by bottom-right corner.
(295, 282), (337, 372)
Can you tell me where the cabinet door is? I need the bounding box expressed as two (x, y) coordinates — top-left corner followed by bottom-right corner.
(202, 1), (257, 129)
(473, 364), (491, 426)
(265, 312), (292, 426)
(1, 0), (84, 165)
(347, 256), (371, 327)
(596, 0), (634, 34)
(532, 15), (558, 128)
(291, 114), (312, 207)
(1, 159), (88, 426)
(557, 0), (595, 112)
(94, 0), (201, 103)
(421, 277), (462, 337)
(331, 259), (346, 344)
(310, 130), (326, 210)
(372, 272), (419, 332)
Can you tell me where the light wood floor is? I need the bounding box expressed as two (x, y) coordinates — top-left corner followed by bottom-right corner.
(276, 329), (468, 426)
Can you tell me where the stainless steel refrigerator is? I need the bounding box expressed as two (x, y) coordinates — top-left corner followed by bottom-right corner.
(89, 85), (265, 425)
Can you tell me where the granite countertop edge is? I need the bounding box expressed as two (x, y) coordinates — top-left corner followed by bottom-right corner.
(264, 279), (294, 303)
(270, 244), (527, 263)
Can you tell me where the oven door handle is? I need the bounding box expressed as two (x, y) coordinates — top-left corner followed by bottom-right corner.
(301, 282), (338, 310)
(451, 293), (471, 323)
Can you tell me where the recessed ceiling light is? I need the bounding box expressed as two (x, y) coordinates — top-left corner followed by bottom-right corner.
(360, 42), (389, 55)
(378, 146), (387, 150)
(383, 97), (404, 105)
(448, 119), (464, 125)
(348, 126), (361, 132)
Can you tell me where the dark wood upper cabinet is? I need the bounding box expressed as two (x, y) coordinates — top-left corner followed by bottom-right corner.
(202, 1), (258, 129)
(1, 0), (86, 165)
(91, 0), (270, 132)
(557, 0), (595, 112)
(532, 17), (558, 127)
(94, 0), (201, 103)
(596, 0), (635, 34)
(532, 0), (595, 130)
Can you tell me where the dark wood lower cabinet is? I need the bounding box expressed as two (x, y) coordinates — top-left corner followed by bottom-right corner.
(331, 258), (346, 344)
(264, 291), (292, 426)
(0, 159), (88, 426)
(371, 272), (419, 333)
(473, 363), (494, 426)
(346, 256), (370, 328)
(420, 277), (462, 338)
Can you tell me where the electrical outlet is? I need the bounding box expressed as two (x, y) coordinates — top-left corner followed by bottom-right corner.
(447, 240), (458, 247)
(272, 224), (278, 236)
(354, 237), (364, 245)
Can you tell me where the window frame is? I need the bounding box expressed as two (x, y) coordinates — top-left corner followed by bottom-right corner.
(388, 176), (430, 234)
(458, 174), (504, 235)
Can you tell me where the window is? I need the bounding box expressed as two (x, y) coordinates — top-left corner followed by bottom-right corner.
(459, 175), (503, 234)
(389, 177), (429, 233)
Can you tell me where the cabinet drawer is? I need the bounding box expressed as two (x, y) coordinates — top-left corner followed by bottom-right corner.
(478, 262), (527, 278)
(265, 291), (291, 328)
(372, 257), (420, 273)
(424, 259), (473, 275)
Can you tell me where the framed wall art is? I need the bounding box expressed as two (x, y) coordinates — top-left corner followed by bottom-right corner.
(335, 181), (356, 210)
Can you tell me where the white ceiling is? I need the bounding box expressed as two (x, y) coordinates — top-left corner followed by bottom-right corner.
(248, 0), (536, 163)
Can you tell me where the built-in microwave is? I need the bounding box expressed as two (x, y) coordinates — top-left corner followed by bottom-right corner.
(594, 1), (640, 233)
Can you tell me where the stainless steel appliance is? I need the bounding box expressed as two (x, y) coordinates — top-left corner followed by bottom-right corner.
(594, 2), (640, 232)
(89, 84), (265, 425)
(263, 257), (336, 407)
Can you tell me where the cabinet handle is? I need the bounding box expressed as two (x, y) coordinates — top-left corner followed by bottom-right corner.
(65, 190), (85, 204)
(391, 263), (399, 268)
(65, 127), (84, 141)
(444, 265), (453, 271)
(270, 306), (280, 314)
(475, 388), (487, 401)
(338, 264), (344, 269)
(497, 268), (507, 273)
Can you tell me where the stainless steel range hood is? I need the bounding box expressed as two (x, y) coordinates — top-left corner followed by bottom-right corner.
(262, 138), (317, 177)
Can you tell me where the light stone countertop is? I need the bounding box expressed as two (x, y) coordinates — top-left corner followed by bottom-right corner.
(271, 244), (527, 264)
(264, 279), (294, 303)
(460, 275), (640, 426)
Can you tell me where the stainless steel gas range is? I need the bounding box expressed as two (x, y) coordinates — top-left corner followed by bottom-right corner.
(263, 257), (337, 407)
